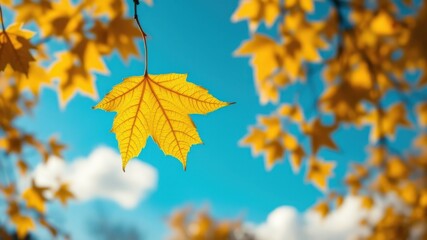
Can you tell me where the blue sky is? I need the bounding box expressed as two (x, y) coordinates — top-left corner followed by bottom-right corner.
(11, 0), (418, 239)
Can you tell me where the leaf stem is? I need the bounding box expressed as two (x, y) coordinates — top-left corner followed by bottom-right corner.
(0, 4), (5, 32)
(133, 0), (149, 76)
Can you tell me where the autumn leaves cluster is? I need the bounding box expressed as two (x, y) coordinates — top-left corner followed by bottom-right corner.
(167, 208), (246, 240)
(0, 0), (150, 238)
(235, 0), (427, 238)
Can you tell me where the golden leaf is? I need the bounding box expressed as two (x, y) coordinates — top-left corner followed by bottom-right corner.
(289, 145), (305, 173)
(240, 127), (267, 156)
(0, 184), (16, 197)
(235, 34), (283, 104)
(14, 0), (52, 24)
(232, 0), (281, 31)
(335, 195), (344, 208)
(278, 104), (304, 123)
(302, 118), (338, 154)
(95, 74), (231, 170)
(364, 103), (412, 142)
(306, 157), (335, 191)
(91, 16), (141, 60)
(370, 12), (398, 36)
(313, 201), (329, 218)
(259, 115), (282, 140)
(85, 0), (126, 18)
(386, 157), (408, 180)
(413, 133), (427, 151)
(264, 140), (284, 170)
(22, 180), (49, 213)
(54, 183), (75, 205)
(0, 23), (35, 74)
(361, 196), (374, 209)
(50, 49), (106, 106)
(368, 146), (387, 167)
(48, 137), (66, 158)
(7, 202), (35, 239)
(11, 214), (35, 239)
(40, 0), (83, 39)
(345, 174), (361, 194)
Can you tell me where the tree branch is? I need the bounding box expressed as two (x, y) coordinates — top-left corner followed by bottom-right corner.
(0, 4), (5, 32)
(133, 0), (149, 76)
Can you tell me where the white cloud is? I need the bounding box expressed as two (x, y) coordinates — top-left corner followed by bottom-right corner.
(247, 195), (408, 240)
(29, 146), (158, 209)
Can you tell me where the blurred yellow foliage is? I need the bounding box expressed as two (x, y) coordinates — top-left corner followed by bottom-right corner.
(234, 0), (427, 238)
(0, 0), (152, 238)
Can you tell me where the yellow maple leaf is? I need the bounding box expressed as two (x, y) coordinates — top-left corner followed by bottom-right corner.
(306, 157), (335, 191)
(91, 16), (141, 61)
(11, 214), (35, 239)
(235, 34), (283, 104)
(302, 118), (338, 154)
(313, 201), (329, 218)
(86, 0), (126, 18)
(50, 48), (106, 106)
(95, 74), (231, 170)
(259, 115), (282, 140)
(264, 140), (284, 170)
(364, 103), (412, 142)
(3, 61), (52, 96)
(54, 183), (75, 205)
(14, 0), (52, 24)
(22, 180), (49, 213)
(370, 12), (398, 36)
(289, 144), (305, 173)
(7, 202), (35, 238)
(232, 0), (281, 32)
(48, 137), (66, 158)
(240, 127), (267, 156)
(278, 104), (304, 123)
(39, 0), (83, 39)
(0, 23), (35, 74)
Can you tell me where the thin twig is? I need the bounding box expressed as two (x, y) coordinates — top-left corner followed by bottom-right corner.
(0, 4), (5, 31)
(133, 0), (149, 76)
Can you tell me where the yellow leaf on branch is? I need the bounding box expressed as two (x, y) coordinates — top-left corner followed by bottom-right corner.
(0, 23), (35, 75)
(95, 73), (231, 170)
